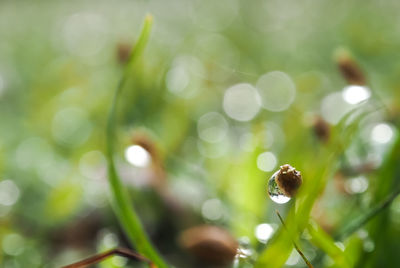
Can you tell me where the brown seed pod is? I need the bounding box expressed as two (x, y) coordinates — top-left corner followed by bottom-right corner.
(313, 116), (330, 143)
(117, 42), (132, 64)
(275, 164), (303, 197)
(336, 49), (366, 85)
(179, 225), (238, 265)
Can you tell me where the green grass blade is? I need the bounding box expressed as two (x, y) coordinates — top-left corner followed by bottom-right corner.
(105, 14), (168, 268)
(308, 222), (351, 268)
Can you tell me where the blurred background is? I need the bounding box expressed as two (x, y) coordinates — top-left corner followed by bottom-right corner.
(1, 0), (400, 267)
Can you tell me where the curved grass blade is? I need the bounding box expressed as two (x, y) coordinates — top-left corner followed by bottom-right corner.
(105, 14), (168, 268)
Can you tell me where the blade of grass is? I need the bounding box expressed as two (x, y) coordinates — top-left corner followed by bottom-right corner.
(276, 210), (314, 268)
(105, 14), (168, 268)
(335, 186), (400, 239)
(307, 221), (351, 268)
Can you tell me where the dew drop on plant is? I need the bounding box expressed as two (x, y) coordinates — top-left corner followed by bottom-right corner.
(267, 171), (291, 204)
(267, 164), (303, 204)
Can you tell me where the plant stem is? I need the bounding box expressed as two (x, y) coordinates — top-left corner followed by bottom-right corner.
(62, 248), (156, 268)
(335, 186), (400, 239)
(276, 210), (314, 268)
(105, 14), (168, 268)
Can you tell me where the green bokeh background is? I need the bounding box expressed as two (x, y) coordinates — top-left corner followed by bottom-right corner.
(1, 0), (400, 267)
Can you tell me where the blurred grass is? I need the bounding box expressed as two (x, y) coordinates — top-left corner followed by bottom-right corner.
(105, 15), (168, 268)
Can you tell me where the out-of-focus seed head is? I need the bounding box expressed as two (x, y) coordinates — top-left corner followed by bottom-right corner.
(313, 116), (330, 143)
(117, 42), (132, 64)
(335, 49), (366, 85)
(179, 225), (238, 265)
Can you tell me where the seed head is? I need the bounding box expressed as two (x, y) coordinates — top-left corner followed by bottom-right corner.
(335, 49), (366, 85)
(179, 225), (238, 265)
(275, 164), (303, 197)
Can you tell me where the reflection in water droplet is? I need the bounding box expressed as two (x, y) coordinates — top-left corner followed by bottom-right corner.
(267, 170), (291, 204)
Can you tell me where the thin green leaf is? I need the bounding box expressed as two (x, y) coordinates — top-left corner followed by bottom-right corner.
(308, 221), (351, 268)
(105, 14), (168, 268)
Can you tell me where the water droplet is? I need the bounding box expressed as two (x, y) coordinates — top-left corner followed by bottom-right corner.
(267, 164), (302, 204)
(267, 171), (291, 204)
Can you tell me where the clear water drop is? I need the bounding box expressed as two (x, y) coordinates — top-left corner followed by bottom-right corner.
(267, 170), (291, 204)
